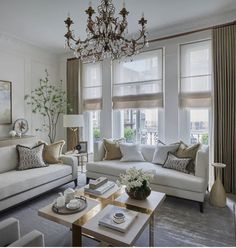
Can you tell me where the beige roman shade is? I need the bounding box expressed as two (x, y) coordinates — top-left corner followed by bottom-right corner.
(179, 40), (212, 108)
(180, 92), (212, 108)
(82, 62), (102, 111)
(112, 49), (163, 109)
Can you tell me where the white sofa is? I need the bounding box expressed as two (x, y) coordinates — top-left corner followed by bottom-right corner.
(0, 144), (78, 212)
(86, 142), (209, 212)
(0, 217), (44, 247)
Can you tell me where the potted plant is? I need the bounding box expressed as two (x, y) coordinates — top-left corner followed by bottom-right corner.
(118, 167), (154, 200)
(25, 70), (71, 143)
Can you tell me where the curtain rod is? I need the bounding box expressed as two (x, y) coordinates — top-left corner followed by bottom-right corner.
(67, 19), (236, 61)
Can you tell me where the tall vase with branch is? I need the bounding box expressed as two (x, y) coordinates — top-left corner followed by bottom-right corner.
(25, 70), (71, 143)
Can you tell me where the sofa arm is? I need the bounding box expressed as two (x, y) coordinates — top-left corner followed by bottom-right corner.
(60, 155), (78, 180)
(0, 218), (20, 247)
(94, 141), (105, 162)
(9, 230), (45, 247)
(195, 146), (209, 187)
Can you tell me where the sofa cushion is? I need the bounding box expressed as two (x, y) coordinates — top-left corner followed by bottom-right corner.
(17, 144), (47, 170)
(87, 161), (205, 193)
(175, 141), (201, 174)
(152, 143), (179, 165)
(140, 145), (156, 162)
(0, 164), (72, 200)
(38, 140), (65, 164)
(103, 139), (123, 160)
(120, 143), (145, 162)
(87, 160), (154, 177)
(0, 146), (18, 173)
(153, 164), (205, 193)
(163, 152), (192, 174)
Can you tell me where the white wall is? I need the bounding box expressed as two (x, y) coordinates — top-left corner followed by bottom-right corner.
(0, 34), (61, 142)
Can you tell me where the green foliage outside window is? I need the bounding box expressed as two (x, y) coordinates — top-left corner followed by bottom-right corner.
(93, 128), (101, 140)
(124, 127), (135, 142)
(201, 133), (208, 145)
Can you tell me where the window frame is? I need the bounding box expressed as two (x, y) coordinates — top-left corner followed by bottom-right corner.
(112, 48), (164, 109)
(178, 39), (212, 145)
(179, 39), (212, 108)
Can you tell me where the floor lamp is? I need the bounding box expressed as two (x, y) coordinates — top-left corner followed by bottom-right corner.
(63, 114), (84, 151)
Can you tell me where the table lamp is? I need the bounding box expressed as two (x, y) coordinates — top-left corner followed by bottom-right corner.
(63, 114), (84, 151)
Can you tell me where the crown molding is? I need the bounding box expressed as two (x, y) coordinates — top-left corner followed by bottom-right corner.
(148, 9), (236, 41)
(0, 31), (58, 60)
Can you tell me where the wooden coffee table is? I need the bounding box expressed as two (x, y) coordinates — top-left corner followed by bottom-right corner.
(38, 186), (165, 247)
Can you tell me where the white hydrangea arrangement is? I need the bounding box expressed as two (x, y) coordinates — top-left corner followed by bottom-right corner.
(117, 167), (154, 191)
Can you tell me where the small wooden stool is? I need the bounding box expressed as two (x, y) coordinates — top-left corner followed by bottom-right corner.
(210, 163), (226, 207)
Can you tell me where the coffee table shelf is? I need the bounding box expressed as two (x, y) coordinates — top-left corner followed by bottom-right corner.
(82, 204), (150, 247)
(38, 185), (166, 247)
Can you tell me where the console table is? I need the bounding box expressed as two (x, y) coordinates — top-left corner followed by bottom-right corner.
(0, 135), (36, 147)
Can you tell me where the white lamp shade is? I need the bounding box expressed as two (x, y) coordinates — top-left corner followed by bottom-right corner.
(63, 114), (84, 128)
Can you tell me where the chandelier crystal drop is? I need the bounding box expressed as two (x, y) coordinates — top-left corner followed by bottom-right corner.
(64, 0), (149, 62)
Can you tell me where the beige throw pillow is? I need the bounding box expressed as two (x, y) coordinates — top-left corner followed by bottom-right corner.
(38, 140), (65, 164)
(175, 141), (201, 174)
(103, 138), (123, 160)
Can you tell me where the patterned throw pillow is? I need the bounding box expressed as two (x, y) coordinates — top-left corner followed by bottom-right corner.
(103, 138), (124, 160)
(163, 152), (192, 174)
(38, 140), (65, 164)
(175, 141), (201, 174)
(17, 144), (47, 170)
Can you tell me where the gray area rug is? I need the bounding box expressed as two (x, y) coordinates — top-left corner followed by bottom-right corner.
(0, 174), (235, 247)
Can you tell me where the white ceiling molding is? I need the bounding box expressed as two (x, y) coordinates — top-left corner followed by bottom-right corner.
(0, 32), (58, 61)
(148, 8), (236, 41)
(0, 0), (236, 54)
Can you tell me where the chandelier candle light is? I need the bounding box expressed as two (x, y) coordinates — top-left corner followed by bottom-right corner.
(64, 0), (149, 62)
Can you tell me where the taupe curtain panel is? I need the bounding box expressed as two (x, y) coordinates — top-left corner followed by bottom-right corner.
(66, 58), (82, 150)
(213, 23), (236, 193)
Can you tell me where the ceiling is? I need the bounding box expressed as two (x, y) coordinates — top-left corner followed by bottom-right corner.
(0, 0), (236, 54)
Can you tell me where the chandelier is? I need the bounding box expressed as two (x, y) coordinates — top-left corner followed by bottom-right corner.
(64, 0), (149, 62)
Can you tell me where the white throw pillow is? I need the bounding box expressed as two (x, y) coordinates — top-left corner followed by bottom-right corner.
(152, 143), (179, 165)
(120, 143), (145, 162)
(141, 145), (156, 162)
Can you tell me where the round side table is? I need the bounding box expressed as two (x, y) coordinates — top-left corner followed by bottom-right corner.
(210, 163), (226, 207)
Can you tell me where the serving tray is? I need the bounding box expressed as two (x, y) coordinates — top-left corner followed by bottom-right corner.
(52, 196), (87, 215)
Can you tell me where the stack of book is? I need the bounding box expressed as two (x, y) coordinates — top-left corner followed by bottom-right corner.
(84, 177), (115, 195)
(99, 206), (138, 233)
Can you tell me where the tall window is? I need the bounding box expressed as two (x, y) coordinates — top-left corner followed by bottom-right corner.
(82, 62), (102, 111)
(82, 62), (102, 147)
(179, 40), (212, 144)
(121, 109), (159, 144)
(190, 109), (209, 145)
(113, 49), (163, 144)
(92, 111), (101, 141)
